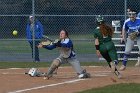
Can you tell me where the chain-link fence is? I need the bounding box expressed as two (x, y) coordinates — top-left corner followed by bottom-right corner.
(0, 0), (140, 62)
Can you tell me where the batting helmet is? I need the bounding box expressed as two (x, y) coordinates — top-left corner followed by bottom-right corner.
(96, 15), (104, 25)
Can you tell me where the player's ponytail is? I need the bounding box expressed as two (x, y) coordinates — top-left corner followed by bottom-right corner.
(99, 24), (114, 37)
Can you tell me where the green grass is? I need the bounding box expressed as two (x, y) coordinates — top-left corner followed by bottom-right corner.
(77, 83), (140, 93)
(0, 36), (96, 54)
(47, 34), (94, 40)
(74, 41), (95, 53)
(0, 62), (50, 69)
(0, 62), (101, 69)
(0, 61), (136, 69)
(0, 33), (121, 54)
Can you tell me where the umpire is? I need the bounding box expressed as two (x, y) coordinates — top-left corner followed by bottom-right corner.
(26, 15), (44, 62)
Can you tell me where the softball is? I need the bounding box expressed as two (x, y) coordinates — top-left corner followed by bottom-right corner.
(12, 30), (18, 36)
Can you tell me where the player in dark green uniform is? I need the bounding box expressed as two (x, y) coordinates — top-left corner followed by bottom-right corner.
(93, 15), (121, 78)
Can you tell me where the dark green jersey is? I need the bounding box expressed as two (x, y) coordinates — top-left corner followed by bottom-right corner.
(93, 27), (118, 62)
(93, 27), (112, 44)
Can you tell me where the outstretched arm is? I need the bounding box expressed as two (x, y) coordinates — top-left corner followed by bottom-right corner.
(54, 39), (72, 49)
(38, 44), (56, 50)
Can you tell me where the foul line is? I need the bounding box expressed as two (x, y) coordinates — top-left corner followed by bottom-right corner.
(8, 79), (85, 93)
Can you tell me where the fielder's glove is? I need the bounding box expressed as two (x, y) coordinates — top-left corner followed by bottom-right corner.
(40, 40), (52, 46)
(129, 32), (139, 40)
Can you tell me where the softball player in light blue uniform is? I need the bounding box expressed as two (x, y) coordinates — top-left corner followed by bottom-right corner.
(120, 11), (140, 70)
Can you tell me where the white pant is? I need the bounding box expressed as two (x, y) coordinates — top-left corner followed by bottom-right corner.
(56, 56), (83, 74)
(125, 36), (140, 54)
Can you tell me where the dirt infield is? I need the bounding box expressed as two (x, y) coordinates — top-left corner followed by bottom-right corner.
(0, 66), (140, 93)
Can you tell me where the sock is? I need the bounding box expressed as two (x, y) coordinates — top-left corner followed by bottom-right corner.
(122, 54), (129, 66)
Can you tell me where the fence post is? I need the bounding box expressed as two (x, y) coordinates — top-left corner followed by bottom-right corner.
(124, 0), (127, 20)
(32, 0), (35, 62)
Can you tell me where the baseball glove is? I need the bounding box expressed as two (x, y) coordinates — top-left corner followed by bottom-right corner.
(40, 35), (53, 45)
(129, 32), (138, 40)
(40, 40), (52, 45)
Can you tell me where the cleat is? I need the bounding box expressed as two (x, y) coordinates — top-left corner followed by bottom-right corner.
(78, 74), (84, 78)
(84, 73), (91, 78)
(43, 73), (53, 80)
(78, 69), (90, 79)
(43, 75), (52, 80)
(114, 71), (122, 79)
(113, 68), (122, 79)
(78, 73), (90, 79)
(117, 73), (122, 79)
(119, 65), (126, 71)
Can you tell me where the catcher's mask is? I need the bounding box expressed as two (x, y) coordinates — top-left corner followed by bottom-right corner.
(96, 15), (104, 25)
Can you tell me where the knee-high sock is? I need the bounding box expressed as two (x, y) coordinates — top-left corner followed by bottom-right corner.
(122, 54), (129, 66)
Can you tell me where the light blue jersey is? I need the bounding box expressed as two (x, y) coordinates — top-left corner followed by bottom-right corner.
(44, 38), (76, 58)
(124, 18), (140, 34)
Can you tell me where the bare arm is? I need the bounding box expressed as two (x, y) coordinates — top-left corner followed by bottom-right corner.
(95, 38), (99, 45)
